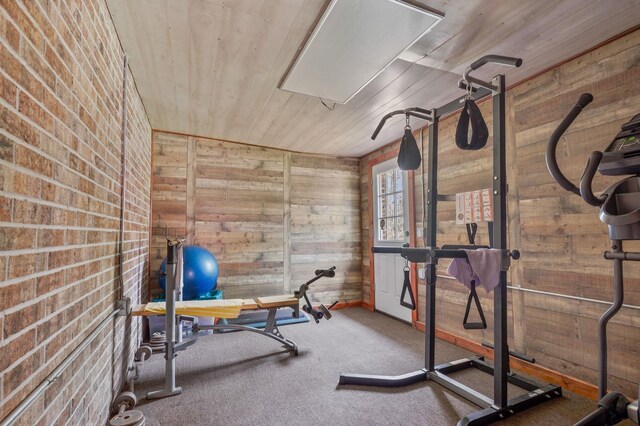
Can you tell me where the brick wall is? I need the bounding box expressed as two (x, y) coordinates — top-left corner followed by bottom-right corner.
(0, 0), (151, 424)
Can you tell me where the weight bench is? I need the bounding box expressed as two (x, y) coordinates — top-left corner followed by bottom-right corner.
(135, 237), (337, 400)
(132, 295), (302, 354)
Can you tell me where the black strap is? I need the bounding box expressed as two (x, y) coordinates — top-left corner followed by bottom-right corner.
(400, 268), (416, 310)
(463, 280), (487, 330)
(397, 127), (421, 170)
(466, 223), (478, 245)
(461, 222), (486, 329)
(456, 99), (488, 150)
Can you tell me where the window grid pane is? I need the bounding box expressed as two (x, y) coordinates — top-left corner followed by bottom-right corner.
(376, 167), (405, 241)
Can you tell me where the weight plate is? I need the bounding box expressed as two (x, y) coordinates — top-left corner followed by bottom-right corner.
(109, 410), (144, 426)
(112, 391), (138, 412)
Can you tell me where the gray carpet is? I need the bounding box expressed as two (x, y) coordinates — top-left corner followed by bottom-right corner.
(133, 308), (607, 425)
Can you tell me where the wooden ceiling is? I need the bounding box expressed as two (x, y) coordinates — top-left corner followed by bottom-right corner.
(106, 0), (640, 158)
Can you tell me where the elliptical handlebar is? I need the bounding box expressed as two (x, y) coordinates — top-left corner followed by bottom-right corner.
(580, 151), (606, 207)
(545, 93), (595, 198)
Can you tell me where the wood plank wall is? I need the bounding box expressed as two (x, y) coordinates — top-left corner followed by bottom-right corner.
(361, 29), (640, 395)
(150, 131), (361, 303)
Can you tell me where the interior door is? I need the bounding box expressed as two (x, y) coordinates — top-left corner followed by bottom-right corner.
(372, 159), (411, 322)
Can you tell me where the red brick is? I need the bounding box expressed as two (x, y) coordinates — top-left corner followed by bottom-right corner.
(20, 0), (56, 44)
(68, 152), (87, 175)
(0, 279), (35, 310)
(84, 259), (99, 276)
(21, 40), (56, 92)
(45, 326), (71, 361)
(42, 89), (69, 129)
(38, 133), (69, 164)
(16, 145), (53, 177)
(13, 199), (53, 225)
(3, 349), (44, 397)
(65, 229), (85, 245)
(36, 310), (65, 343)
(0, 0), (45, 51)
(0, 192), (10, 220)
(1, 13), (21, 51)
(49, 287), (78, 313)
(45, 45), (71, 88)
(0, 71), (17, 105)
(41, 180), (71, 205)
(4, 169), (42, 197)
(8, 253), (37, 279)
(0, 328), (36, 371)
(0, 226), (37, 250)
(0, 256), (7, 280)
(37, 228), (64, 248)
(3, 300), (46, 339)
(0, 104), (41, 147)
(47, 248), (73, 269)
(78, 106), (97, 134)
(0, 44), (44, 102)
(18, 91), (54, 133)
(36, 270), (65, 295)
(0, 374), (45, 421)
(0, 133), (14, 161)
(51, 207), (75, 227)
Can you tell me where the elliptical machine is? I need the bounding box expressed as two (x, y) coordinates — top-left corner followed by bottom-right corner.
(546, 93), (640, 426)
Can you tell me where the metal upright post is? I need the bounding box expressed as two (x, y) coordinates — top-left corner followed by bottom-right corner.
(599, 240), (625, 399)
(176, 240), (184, 345)
(425, 114), (439, 371)
(492, 74), (508, 409)
(147, 239), (182, 399)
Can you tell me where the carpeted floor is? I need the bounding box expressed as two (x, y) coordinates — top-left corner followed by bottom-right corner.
(133, 308), (608, 425)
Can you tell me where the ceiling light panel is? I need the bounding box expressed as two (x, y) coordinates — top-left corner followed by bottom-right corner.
(280, 0), (443, 104)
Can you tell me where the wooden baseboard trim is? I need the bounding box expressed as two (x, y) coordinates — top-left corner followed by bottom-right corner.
(415, 321), (598, 400)
(361, 300), (374, 311)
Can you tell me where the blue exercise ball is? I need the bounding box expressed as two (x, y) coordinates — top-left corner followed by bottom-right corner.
(159, 245), (219, 300)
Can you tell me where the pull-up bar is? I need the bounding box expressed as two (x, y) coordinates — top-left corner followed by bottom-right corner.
(371, 107), (433, 140)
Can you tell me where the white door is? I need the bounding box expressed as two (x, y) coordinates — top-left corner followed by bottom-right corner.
(373, 159), (411, 322)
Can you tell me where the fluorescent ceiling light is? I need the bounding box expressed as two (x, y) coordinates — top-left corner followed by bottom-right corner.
(280, 0), (443, 104)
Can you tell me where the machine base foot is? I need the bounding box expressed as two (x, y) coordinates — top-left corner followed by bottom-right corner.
(146, 387), (182, 400)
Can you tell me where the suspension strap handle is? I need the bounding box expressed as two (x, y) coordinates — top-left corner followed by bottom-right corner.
(463, 280), (487, 330)
(400, 260), (416, 310)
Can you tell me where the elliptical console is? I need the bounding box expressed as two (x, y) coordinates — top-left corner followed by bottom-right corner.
(598, 113), (640, 176)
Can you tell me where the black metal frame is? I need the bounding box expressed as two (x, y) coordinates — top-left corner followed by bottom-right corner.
(545, 94), (640, 426)
(339, 56), (562, 425)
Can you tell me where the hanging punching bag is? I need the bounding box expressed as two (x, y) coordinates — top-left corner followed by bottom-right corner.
(397, 127), (421, 170)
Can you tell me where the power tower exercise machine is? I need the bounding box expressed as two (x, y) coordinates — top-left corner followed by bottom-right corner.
(546, 93), (640, 426)
(339, 55), (562, 425)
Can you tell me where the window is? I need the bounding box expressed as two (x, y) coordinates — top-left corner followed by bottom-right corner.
(376, 168), (405, 241)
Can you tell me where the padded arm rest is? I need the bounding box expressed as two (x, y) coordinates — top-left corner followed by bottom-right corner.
(256, 295), (299, 309)
(133, 299), (244, 319)
(133, 295), (300, 319)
